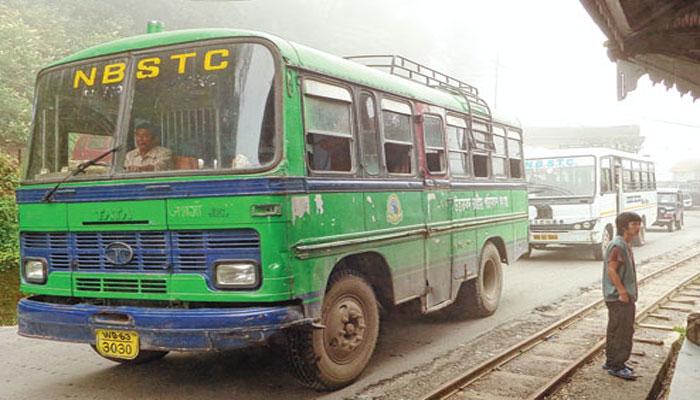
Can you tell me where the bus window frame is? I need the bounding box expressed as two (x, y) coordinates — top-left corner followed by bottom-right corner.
(600, 156), (615, 194)
(469, 116), (492, 179)
(422, 113), (448, 176)
(301, 76), (357, 176)
(355, 90), (382, 177)
(122, 38), (284, 180)
(506, 128), (524, 180)
(24, 38), (286, 184)
(491, 125), (508, 179)
(445, 113), (471, 178)
(379, 94), (416, 177)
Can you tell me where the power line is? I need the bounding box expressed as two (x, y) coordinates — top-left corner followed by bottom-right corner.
(642, 117), (700, 129)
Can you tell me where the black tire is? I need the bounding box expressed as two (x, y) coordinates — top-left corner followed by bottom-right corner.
(286, 270), (379, 391)
(445, 242), (503, 319)
(632, 220), (646, 247)
(593, 227), (612, 261)
(521, 244), (533, 259)
(90, 345), (168, 365)
(668, 219), (676, 232)
(676, 215), (683, 230)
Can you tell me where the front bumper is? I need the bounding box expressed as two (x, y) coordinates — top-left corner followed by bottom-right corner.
(529, 230), (599, 245)
(18, 297), (306, 351)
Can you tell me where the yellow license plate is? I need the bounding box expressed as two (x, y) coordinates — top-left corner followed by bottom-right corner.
(534, 234), (559, 240)
(95, 329), (139, 360)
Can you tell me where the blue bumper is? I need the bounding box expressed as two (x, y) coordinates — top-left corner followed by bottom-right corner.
(18, 298), (307, 351)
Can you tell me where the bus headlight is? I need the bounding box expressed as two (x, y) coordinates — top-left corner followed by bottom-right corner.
(582, 221), (592, 229)
(574, 224), (582, 230)
(214, 262), (259, 289)
(23, 259), (47, 284)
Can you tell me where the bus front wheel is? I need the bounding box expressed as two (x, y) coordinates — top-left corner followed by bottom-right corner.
(286, 270), (379, 390)
(593, 228), (611, 261)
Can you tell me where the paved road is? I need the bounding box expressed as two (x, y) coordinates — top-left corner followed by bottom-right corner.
(3, 211), (700, 400)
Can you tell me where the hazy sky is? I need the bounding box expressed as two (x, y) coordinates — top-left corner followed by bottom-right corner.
(184, 0), (700, 178)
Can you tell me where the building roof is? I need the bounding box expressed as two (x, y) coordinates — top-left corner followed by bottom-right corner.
(580, 0), (700, 100)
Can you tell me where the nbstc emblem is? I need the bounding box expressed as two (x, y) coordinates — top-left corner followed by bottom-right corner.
(104, 242), (134, 265)
(386, 194), (403, 225)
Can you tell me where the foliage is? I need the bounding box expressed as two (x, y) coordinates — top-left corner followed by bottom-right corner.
(0, 0), (252, 149)
(0, 153), (19, 325)
(0, 153), (19, 272)
(673, 325), (687, 337)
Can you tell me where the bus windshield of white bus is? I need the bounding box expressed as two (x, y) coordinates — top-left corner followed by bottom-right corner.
(525, 156), (596, 198)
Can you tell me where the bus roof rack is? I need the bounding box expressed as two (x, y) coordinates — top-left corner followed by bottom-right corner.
(345, 54), (490, 112)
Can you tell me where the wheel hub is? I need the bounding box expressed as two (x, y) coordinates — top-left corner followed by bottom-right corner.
(325, 299), (367, 363)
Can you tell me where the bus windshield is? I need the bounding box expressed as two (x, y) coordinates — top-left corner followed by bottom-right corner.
(525, 156), (596, 198)
(658, 193), (677, 205)
(25, 42), (277, 181)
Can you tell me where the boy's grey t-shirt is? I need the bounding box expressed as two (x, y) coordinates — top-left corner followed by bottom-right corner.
(602, 236), (638, 302)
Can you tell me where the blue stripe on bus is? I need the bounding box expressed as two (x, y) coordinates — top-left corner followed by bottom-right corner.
(16, 177), (526, 204)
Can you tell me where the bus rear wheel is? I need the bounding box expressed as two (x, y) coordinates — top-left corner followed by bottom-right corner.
(286, 270), (379, 391)
(445, 242), (502, 318)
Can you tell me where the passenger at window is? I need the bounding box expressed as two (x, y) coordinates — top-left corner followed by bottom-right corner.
(311, 135), (350, 171)
(124, 123), (172, 172)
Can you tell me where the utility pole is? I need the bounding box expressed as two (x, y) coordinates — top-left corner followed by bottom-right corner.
(493, 52), (500, 110)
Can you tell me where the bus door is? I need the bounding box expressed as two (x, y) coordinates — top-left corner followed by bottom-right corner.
(420, 110), (453, 308)
(613, 157), (624, 214)
(599, 156), (618, 218)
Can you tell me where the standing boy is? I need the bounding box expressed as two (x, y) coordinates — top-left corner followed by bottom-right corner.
(602, 212), (642, 380)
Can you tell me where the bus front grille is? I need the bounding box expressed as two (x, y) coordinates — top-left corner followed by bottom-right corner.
(75, 277), (168, 294)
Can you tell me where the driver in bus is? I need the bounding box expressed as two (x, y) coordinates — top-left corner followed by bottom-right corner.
(124, 123), (173, 172)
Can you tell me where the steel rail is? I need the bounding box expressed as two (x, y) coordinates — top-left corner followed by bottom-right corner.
(421, 250), (700, 400)
(527, 270), (700, 400)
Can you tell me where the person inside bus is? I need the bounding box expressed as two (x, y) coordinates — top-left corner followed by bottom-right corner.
(124, 123), (173, 172)
(310, 135), (350, 171)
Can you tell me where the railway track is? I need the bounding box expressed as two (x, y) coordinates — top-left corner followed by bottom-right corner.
(421, 251), (700, 400)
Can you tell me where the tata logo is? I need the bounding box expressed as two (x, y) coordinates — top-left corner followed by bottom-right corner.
(104, 242), (134, 265)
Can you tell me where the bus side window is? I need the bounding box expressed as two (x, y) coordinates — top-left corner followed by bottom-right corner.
(491, 126), (507, 178)
(471, 119), (492, 178)
(600, 157), (611, 193)
(381, 98), (413, 175)
(358, 92), (380, 176)
(303, 80), (354, 173)
(507, 129), (523, 179)
(621, 159), (632, 191)
(423, 115), (446, 174)
(446, 115), (469, 176)
(632, 161), (642, 190)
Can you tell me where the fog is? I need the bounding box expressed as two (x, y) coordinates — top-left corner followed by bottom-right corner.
(89, 0), (700, 179)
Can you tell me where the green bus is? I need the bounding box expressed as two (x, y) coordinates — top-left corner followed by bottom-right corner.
(16, 28), (528, 390)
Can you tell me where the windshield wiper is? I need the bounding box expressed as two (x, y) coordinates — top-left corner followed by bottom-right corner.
(42, 145), (120, 202)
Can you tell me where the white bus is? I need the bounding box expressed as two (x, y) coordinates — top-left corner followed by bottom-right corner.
(525, 148), (657, 260)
